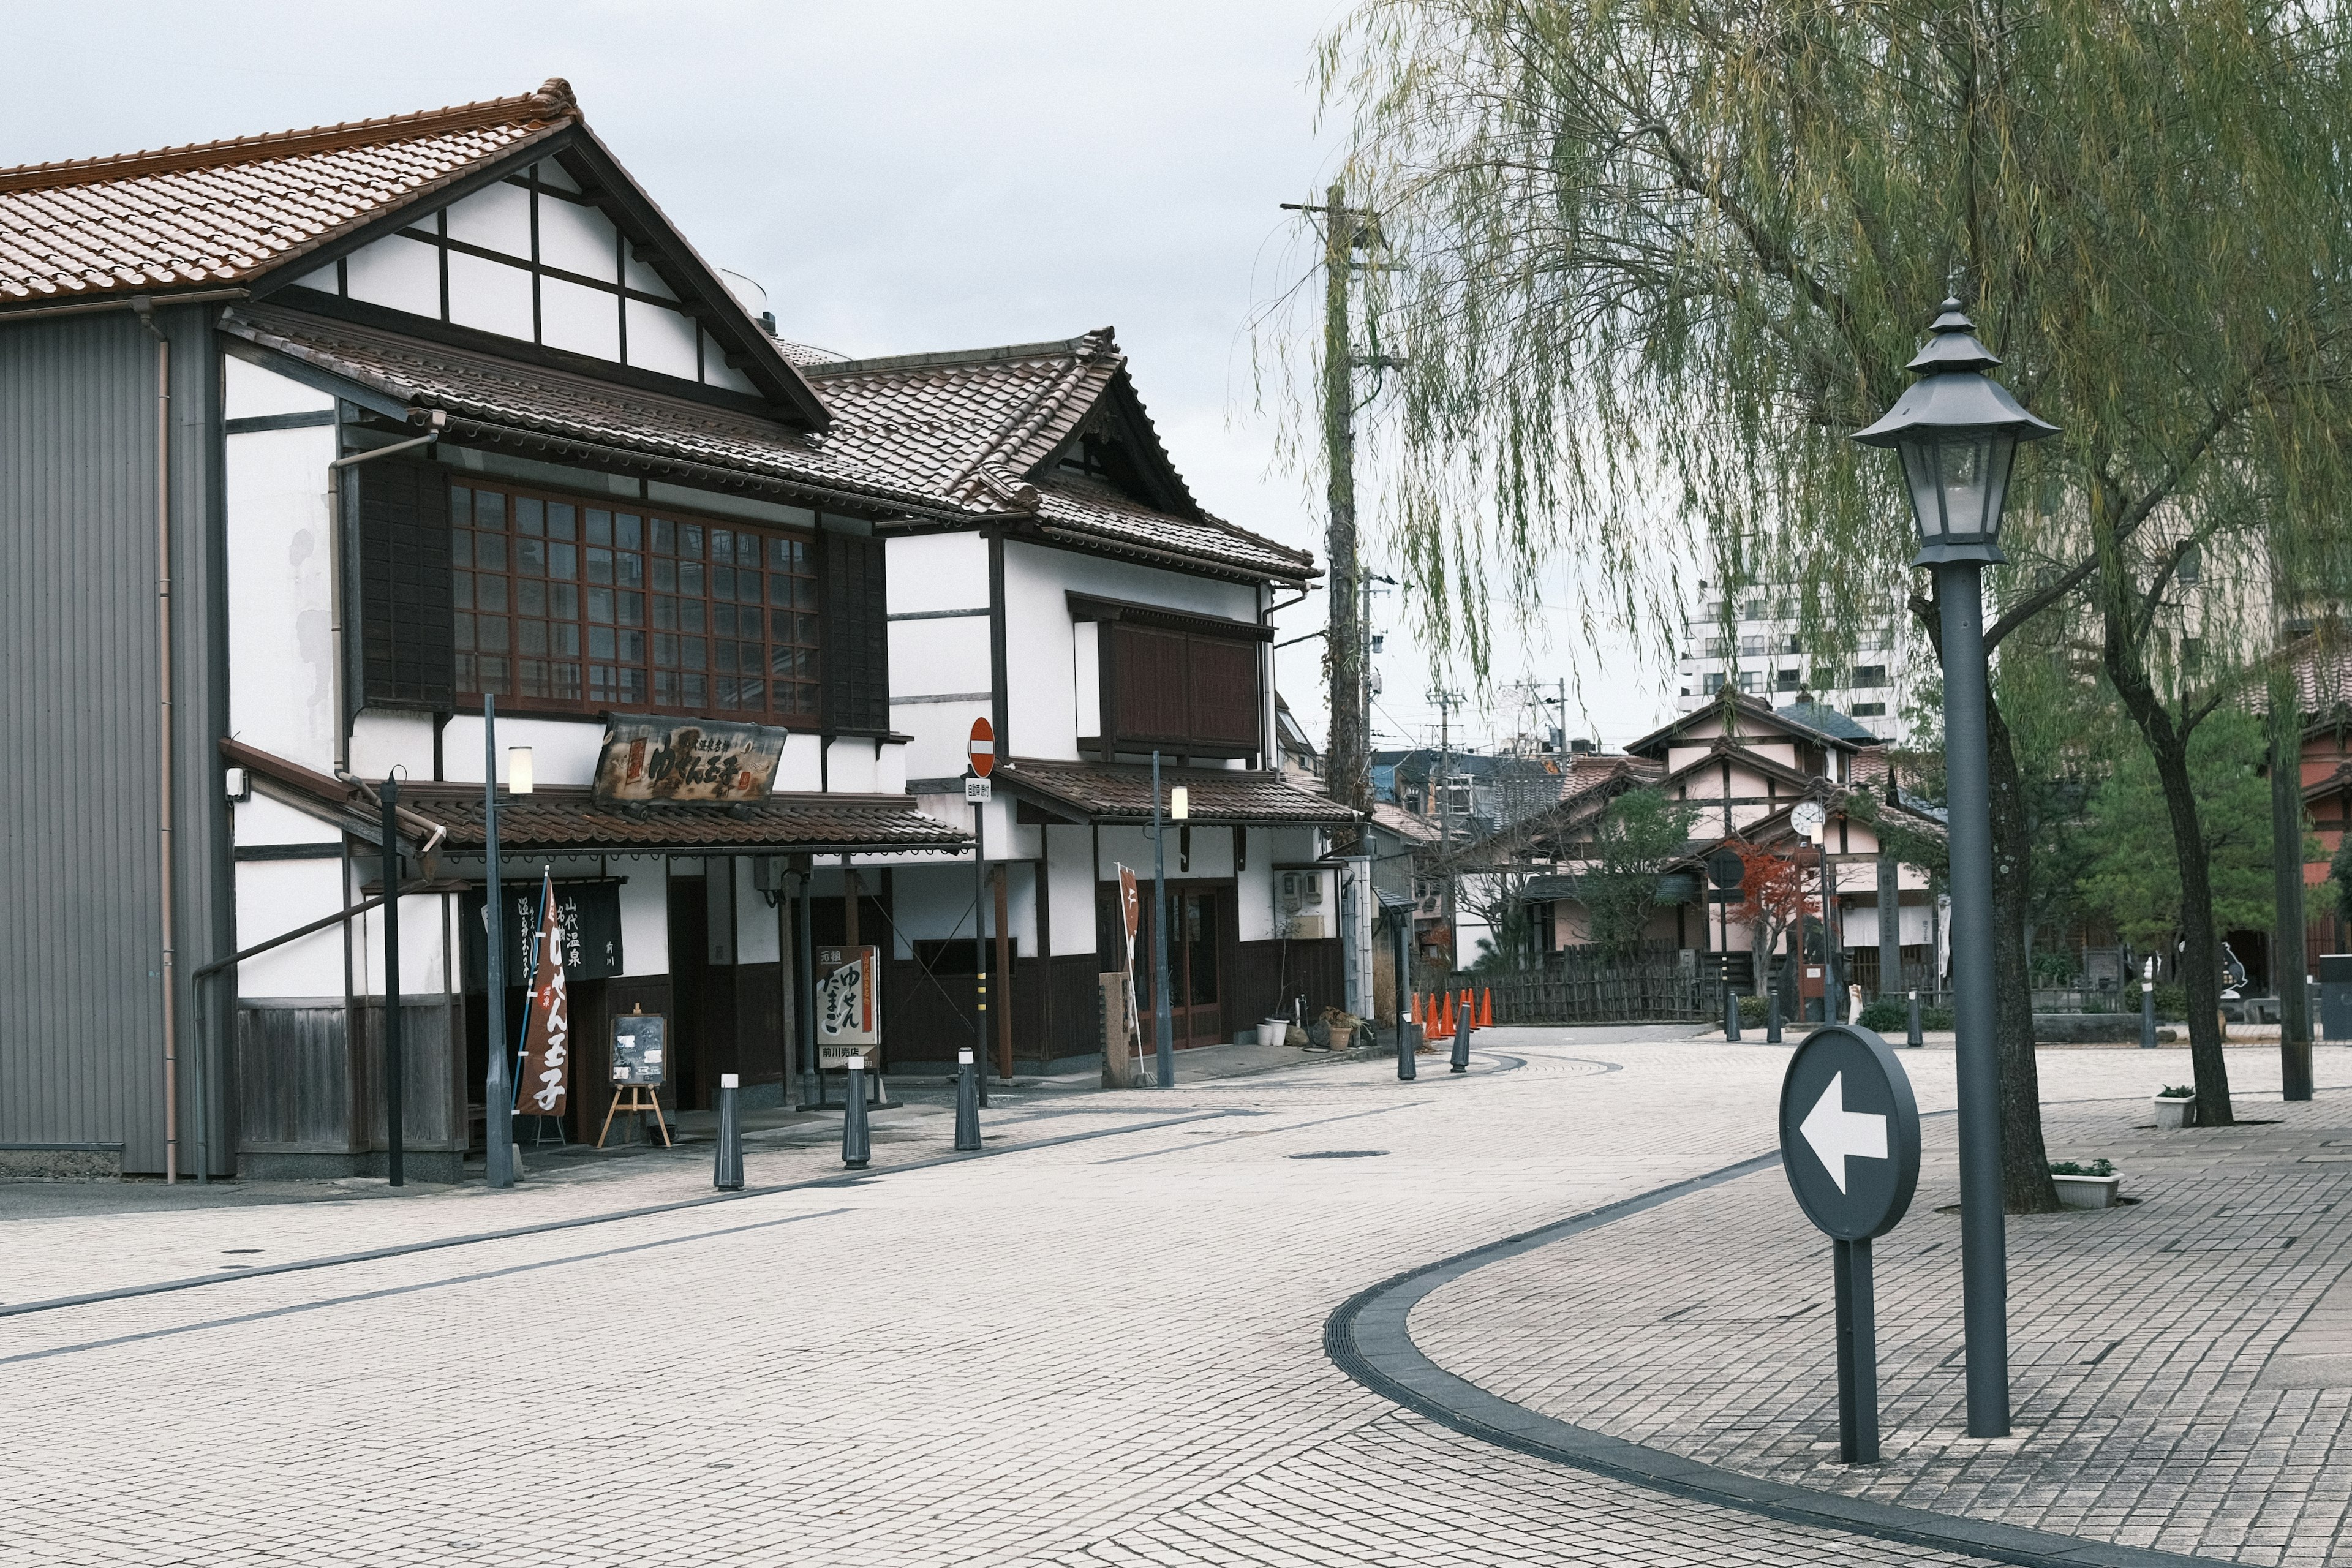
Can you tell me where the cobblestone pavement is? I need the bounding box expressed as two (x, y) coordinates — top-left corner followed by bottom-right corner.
(1416, 1048), (2352, 1567)
(4, 1030), (2343, 1566)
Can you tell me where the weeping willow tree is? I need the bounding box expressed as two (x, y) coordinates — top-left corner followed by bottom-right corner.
(1314, 0), (2352, 1167)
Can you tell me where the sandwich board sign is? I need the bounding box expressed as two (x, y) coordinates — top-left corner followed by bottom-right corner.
(1778, 1023), (1920, 1464)
(612, 1011), (666, 1085)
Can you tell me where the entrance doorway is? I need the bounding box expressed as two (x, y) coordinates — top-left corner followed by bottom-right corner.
(1137, 886), (1229, 1049)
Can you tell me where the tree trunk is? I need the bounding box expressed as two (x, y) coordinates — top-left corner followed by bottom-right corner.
(2101, 606), (2235, 1125)
(1986, 694), (2062, 1212)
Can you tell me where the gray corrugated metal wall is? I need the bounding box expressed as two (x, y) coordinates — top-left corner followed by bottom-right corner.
(0, 306), (230, 1174)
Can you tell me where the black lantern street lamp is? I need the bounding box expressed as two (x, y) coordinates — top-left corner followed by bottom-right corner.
(1854, 300), (2057, 1439)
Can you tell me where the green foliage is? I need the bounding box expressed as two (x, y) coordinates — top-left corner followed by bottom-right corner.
(2158, 1085), (2195, 1099)
(2153, 983), (2188, 1021)
(1858, 998), (1908, 1032)
(1738, 993), (1769, 1027)
(1572, 787), (1698, 954)
(2078, 709), (2278, 951)
(2029, 951), (2076, 987)
(2049, 1159), (2117, 1178)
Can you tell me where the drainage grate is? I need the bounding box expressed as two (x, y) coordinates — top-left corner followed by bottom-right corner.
(1289, 1150), (1387, 1160)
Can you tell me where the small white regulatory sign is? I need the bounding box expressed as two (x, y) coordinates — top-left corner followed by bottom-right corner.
(965, 775), (992, 802)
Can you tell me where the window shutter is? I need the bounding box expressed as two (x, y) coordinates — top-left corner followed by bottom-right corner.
(1110, 624), (1189, 744)
(355, 458), (453, 710)
(1186, 634), (1260, 747)
(821, 530), (889, 732)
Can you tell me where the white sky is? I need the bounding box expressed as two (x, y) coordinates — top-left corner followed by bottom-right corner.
(2, 0), (1678, 754)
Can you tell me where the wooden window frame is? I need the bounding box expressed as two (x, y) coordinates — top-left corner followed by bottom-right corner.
(451, 475), (823, 728)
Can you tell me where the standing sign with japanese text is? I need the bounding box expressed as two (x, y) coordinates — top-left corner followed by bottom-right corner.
(612, 1011), (667, 1086)
(816, 945), (880, 1052)
(516, 869), (570, 1117)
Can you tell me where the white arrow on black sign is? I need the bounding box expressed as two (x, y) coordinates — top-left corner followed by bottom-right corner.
(1800, 1071), (1888, 1194)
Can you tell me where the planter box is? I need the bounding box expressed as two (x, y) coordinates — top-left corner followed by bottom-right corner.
(2152, 1095), (2195, 1130)
(2054, 1172), (2122, 1209)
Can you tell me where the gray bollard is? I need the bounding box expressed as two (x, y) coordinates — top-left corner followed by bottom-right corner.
(954, 1047), (981, 1152)
(1397, 1016), (1417, 1081)
(1766, 987), (1783, 1044)
(713, 1071), (744, 1191)
(842, 1057), (872, 1169)
(2141, 981), (2157, 1049)
(1907, 989), (1923, 1049)
(1725, 984), (1742, 1042)
(1450, 992), (1471, 1074)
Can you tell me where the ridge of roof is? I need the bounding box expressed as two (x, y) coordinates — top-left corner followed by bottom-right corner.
(1625, 691), (1863, 758)
(0, 80), (576, 194)
(807, 329), (1119, 379)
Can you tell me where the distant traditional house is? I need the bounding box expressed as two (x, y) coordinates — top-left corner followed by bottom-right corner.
(1475, 695), (1946, 1013)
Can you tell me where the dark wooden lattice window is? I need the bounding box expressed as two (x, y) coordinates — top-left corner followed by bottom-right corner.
(1106, 621), (1259, 755)
(356, 459), (454, 710)
(822, 532), (889, 733)
(451, 478), (821, 724)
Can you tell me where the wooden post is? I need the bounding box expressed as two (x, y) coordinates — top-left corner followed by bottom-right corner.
(993, 863), (1014, 1077)
(843, 861), (862, 949)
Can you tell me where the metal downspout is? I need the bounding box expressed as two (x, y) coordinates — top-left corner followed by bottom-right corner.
(131, 299), (179, 1185)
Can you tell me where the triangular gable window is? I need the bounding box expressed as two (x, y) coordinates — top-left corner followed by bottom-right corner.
(1049, 394), (1187, 516)
(289, 158), (759, 397)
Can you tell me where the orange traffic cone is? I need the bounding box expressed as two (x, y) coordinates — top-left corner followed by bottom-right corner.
(1411, 993), (1424, 1030)
(1479, 989), (1494, 1029)
(1439, 993), (1456, 1038)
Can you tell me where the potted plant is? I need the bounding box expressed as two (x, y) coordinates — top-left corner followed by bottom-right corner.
(2152, 1084), (2196, 1130)
(2049, 1158), (2122, 1209)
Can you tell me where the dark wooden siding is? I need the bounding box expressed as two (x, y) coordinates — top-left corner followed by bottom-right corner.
(1189, 635), (1260, 747)
(355, 456), (453, 710)
(1234, 938), (1346, 1024)
(822, 530), (889, 732)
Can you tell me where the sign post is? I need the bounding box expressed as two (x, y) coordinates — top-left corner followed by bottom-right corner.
(1778, 1022), (1921, 1464)
(967, 717), (995, 1104)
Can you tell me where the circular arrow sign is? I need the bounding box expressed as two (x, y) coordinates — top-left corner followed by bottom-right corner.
(1778, 1023), (1921, 1241)
(968, 716), (996, 778)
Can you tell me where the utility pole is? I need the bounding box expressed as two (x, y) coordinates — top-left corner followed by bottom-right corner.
(1281, 185), (1383, 853)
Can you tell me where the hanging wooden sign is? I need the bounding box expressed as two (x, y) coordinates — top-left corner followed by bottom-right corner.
(592, 716), (785, 803)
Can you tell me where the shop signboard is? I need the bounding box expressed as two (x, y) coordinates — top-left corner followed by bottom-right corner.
(816, 945), (880, 1049)
(592, 715), (786, 803)
(612, 1011), (667, 1086)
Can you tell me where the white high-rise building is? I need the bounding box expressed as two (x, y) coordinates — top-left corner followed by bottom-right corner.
(1675, 581), (1910, 740)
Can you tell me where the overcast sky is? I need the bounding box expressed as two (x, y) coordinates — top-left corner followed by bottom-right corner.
(2, 0), (1676, 754)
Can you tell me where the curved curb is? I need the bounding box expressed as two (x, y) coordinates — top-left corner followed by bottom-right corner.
(1324, 1152), (2231, 1568)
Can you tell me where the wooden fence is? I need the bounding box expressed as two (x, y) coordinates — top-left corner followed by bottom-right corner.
(1436, 951), (1708, 1024)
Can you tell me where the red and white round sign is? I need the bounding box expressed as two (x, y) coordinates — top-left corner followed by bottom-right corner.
(968, 716), (996, 778)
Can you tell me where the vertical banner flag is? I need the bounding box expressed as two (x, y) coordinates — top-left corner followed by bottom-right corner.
(1117, 864), (1144, 1069)
(519, 869), (570, 1116)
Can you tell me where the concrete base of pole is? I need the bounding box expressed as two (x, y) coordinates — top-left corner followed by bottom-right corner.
(954, 1049), (981, 1152)
(2141, 986), (2157, 1049)
(842, 1064), (872, 1169)
(1398, 1021), (1417, 1080)
(713, 1073), (744, 1190)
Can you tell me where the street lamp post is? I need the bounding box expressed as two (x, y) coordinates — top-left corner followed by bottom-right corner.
(1854, 299), (2057, 1439)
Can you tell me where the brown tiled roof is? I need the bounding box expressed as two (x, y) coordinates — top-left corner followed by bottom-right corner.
(226, 306), (1317, 581)
(221, 305), (962, 517)
(398, 785), (967, 855)
(991, 759), (1357, 826)
(0, 82), (575, 304)
(2271, 619), (2352, 720)
(222, 736), (964, 854)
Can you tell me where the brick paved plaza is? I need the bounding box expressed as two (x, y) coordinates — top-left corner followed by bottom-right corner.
(5, 1029), (2348, 1566)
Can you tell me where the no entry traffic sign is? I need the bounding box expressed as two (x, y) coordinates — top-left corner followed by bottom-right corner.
(1777, 1023), (1921, 1465)
(968, 717), (997, 777)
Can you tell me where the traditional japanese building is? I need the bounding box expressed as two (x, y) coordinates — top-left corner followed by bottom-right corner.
(0, 81), (1352, 1180)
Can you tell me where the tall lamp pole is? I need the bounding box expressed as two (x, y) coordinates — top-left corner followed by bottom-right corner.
(482, 697), (514, 1191)
(1854, 299), (2057, 1439)
(1152, 750), (1175, 1088)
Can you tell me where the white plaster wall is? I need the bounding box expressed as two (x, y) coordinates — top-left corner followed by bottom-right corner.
(887, 864), (981, 949)
(886, 533), (990, 614)
(1000, 541), (1262, 767)
(234, 859), (346, 997)
(1841, 905), (1935, 947)
(349, 881), (456, 998)
(775, 731), (822, 793)
(875, 740), (909, 794)
(225, 418), (336, 772)
(233, 793), (339, 848)
(226, 356), (335, 420)
(349, 712), (435, 782)
(438, 715), (605, 786)
(826, 737), (879, 793)
(614, 856), (671, 977)
(1043, 823), (1098, 959)
(734, 857), (782, 965)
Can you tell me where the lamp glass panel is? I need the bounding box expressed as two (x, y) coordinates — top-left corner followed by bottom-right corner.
(1978, 429), (2020, 541)
(507, 746), (535, 796)
(1899, 440), (1947, 539)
